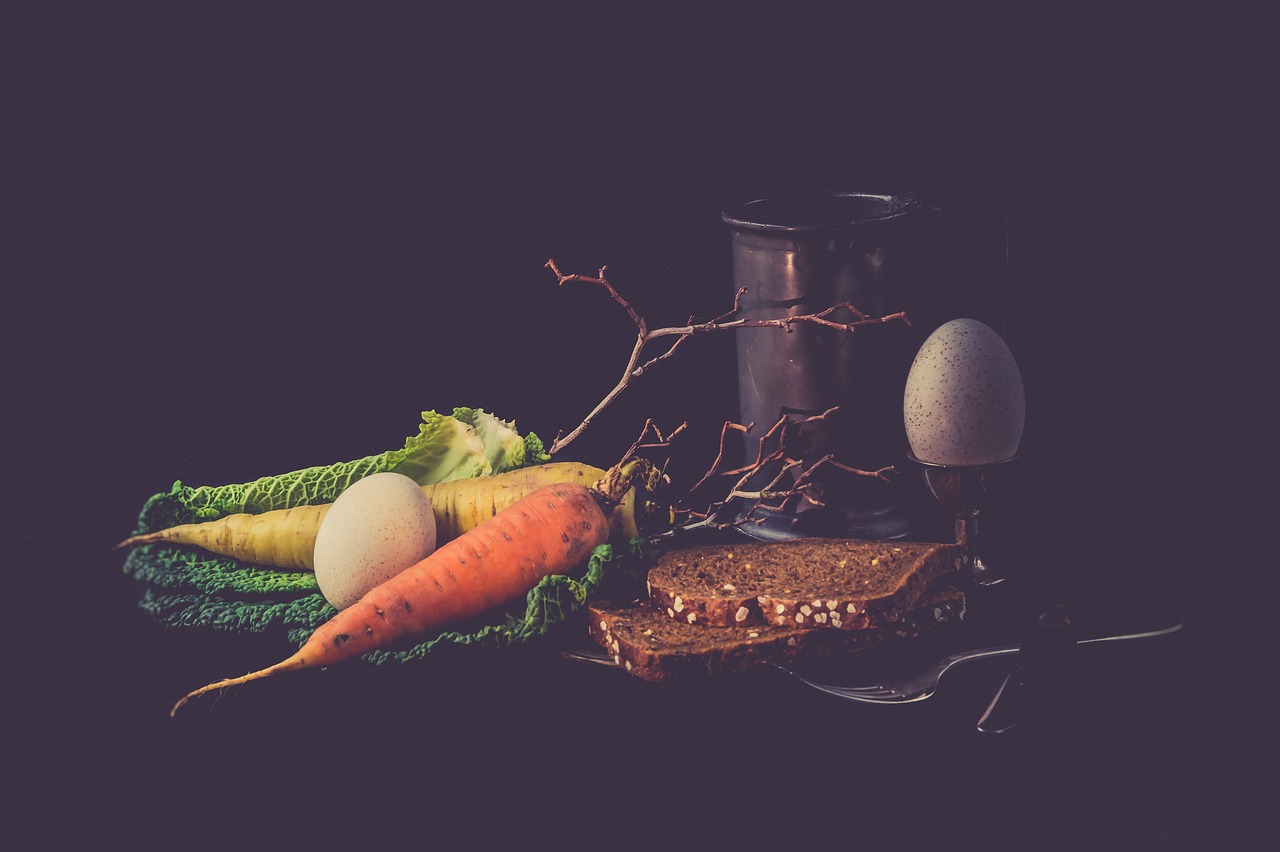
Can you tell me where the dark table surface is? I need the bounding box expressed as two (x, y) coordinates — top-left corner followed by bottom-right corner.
(6, 4), (1272, 849)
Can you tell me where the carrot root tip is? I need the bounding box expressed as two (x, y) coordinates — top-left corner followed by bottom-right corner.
(169, 655), (308, 717)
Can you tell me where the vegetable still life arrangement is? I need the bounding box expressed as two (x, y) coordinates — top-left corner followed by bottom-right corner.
(167, 458), (664, 715)
(117, 261), (959, 716)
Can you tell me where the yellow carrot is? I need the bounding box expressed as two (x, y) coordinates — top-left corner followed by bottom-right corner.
(114, 461), (663, 570)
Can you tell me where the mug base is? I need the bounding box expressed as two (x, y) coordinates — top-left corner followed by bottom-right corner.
(734, 502), (917, 543)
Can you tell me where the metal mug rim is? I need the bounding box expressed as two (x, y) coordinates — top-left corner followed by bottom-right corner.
(720, 190), (926, 233)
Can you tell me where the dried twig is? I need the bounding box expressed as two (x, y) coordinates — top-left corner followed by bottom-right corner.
(683, 420), (754, 496)
(673, 408), (896, 534)
(620, 418), (688, 463)
(544, 260), (909, 456)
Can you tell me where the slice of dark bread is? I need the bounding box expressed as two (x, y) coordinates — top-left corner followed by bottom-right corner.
(646, 538), (958, 630)
(587, 584), (966, 683)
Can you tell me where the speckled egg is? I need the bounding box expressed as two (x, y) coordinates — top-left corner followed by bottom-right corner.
(313, 472), (437, 610)
(903, 318), (1025, 466)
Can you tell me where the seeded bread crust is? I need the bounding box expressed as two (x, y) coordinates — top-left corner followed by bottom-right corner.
(587, 585), (965, 683)
(647, 538), (958, 630)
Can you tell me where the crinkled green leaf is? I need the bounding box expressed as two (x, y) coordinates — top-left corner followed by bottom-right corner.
(130, 409), (546, 535)
(123, 544), (319, 596)
(121, 406), (633, 666)
(382, 410), (490, 485)
(127, 540), (644, 664)
(136, 587), (336, 636)
(452, 407), (532, 473)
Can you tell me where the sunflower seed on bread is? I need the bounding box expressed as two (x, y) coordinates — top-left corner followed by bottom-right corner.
(588, 583), (965, 683)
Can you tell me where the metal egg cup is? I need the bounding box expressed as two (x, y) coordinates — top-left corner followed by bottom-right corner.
(907, 452), (1017, 588)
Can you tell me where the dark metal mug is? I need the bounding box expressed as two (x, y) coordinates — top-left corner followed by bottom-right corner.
(721, 191), (1007, 541)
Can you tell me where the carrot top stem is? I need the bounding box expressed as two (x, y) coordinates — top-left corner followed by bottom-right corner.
(592, 458), (670, 535)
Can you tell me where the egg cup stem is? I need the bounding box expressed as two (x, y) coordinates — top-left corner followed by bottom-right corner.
(956, 515), (1003, 587)
(908, 453), (1015, 589)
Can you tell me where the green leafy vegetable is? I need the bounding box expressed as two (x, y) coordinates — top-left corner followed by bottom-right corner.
(452, 407), (544, 474)
(124, 539), (645, 662)
(122, 406), (634, 665)
(131, 409), (546, 536)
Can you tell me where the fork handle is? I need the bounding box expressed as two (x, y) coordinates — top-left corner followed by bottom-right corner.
(942, 617), (1183, 673)
(937, 642), (1021, 673)
(790, 617), (1185, 703)
(975, 603), (1076, 733)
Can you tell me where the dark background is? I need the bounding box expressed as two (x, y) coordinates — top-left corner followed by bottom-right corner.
(3, 3), (1272, 849)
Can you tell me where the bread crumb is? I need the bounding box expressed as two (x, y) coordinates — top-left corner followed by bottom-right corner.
(815, 612), (828, 624)
(871, 557), (879, 566)
(775, 615), (786, 625)
(800, 604), (812, 616)
(831, 615), (843, 628)
(667, 607), (675, 618)
(723, 583), (736, 592)
(674, 596), (684, 613)
(748, 631), (759, 638)
(837, 559), (848, 569)
(775, 603), (786, 614)
(847, 603), (859, 614)
(625, 660), (633, 671)
(643, 628), (653, 636)
(795, 612), (805, 623)
(687, 612), (697, 624)
(735, 606), (749, 623)
(826, 600), (837, 610)
(599, 620), (608, 631)
(811, 599), (823, 608)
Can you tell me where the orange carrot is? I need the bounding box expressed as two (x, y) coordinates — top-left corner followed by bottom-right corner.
(170, 480), (613, 715)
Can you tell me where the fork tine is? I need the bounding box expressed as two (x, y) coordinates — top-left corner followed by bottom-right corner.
(813, 681), (932, 703)
(774, 665), (932, 703)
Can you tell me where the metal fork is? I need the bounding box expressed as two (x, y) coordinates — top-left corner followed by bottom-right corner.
(776, 619), (1184, 704)
(555, 645), (615, 667)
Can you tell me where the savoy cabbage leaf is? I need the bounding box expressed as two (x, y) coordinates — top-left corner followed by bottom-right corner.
(130, 409), (545, 535)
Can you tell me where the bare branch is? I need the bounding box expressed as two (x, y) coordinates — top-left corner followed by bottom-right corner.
(814, 456), (898, 483)
(685, 420), (754, 496)
(670, 408), (899, 533)
(543, 260), (909, 456)
(620, 418), (688, 463)
(545, 261), (646, 331)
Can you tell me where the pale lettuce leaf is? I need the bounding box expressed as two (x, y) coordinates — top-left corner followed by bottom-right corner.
(451, 407), (539, 473)
(131, 408), (543, 535)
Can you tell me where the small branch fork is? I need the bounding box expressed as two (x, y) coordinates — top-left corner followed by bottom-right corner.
(544, 260), (909, 457)
(620, 418), (687, 466)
